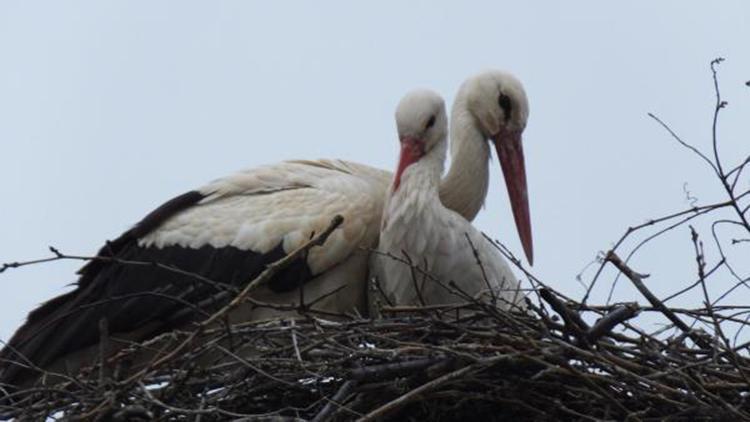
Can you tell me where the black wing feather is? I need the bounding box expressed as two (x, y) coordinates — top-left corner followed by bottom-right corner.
(0, 189), (314, 387)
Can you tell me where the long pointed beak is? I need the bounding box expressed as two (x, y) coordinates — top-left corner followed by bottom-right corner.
(393, 136), (425, 191)
(493, 131), (533, 265)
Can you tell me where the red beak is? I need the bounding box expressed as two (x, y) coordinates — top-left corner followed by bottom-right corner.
(393, 136), (425, 191)
(493, 131), (534, 265)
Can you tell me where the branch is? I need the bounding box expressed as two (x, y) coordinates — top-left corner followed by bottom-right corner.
(605, 251), (711, 349)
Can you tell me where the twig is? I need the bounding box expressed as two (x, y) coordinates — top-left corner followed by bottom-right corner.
(538, 288), (589, 345)
(311, 380), (358, 422)
(356, 362), (478, 421)
(586, 304), (640, 343)
(605, 251), (711, 349)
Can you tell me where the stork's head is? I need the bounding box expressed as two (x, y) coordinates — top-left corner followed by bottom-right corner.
(460, 70), (533, 265)
(461, 70), (529, 137)
(392, 89), (447, 191)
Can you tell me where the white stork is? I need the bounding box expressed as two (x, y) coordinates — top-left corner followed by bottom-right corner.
(376, 88), (528, 309)
(0, 70), (532, 387)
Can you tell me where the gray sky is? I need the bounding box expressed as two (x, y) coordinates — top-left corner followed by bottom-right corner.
(1, 1), (749, 341)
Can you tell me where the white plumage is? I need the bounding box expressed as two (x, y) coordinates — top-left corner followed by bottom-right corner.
(140, 160), (388, 274)
(376, 89), (528, 309)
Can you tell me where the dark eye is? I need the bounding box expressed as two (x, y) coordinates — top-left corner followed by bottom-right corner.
(425, 115), (436, 129)
(498, 93), (512, 122)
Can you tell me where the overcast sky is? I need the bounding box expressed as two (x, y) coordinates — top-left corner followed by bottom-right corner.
(1, 1), (749, 341)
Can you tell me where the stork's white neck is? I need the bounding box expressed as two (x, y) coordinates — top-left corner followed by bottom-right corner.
(438, 96), (490, 221)
(383, 138), (446, 233)
(395, 139), (446, 197)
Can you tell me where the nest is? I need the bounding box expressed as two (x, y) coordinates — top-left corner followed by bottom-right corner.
(2, 271), (750, 422)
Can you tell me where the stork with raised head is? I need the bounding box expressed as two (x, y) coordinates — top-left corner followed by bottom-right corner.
(0, 70), (532, 387)
(376, 87), (529, 309)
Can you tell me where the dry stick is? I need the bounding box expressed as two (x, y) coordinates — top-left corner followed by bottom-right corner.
(482, 236), (586, 317)
(603, 206), (730, 305)
(708, 58), (750, 234)
(647, 112), (719, 178)
(401, 252), (428, 307)
(605, 251), (711, 349)
(464, 234), (495, 303)
(2, 246), (239, 294)
(527, 342), (635, 416)
(97, 318), (110, 387)
(709, 219), (750, 294)
(586, 304), (640, 344)
(690, 226), (750, 386)
(214, 345), (295, 387)
(121, 215), (345, 385)
(538, 288), (589, 345)
(729, 155), (750, 191)
(582, 194), (745, 306)
(311, 379), (359, 422)
(356, 361), (478, 422)
(290, 319), (303, 364)
(0, 255), (63, 274)
(349, 358), (443, 382)
(662, 259), (725, 303)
